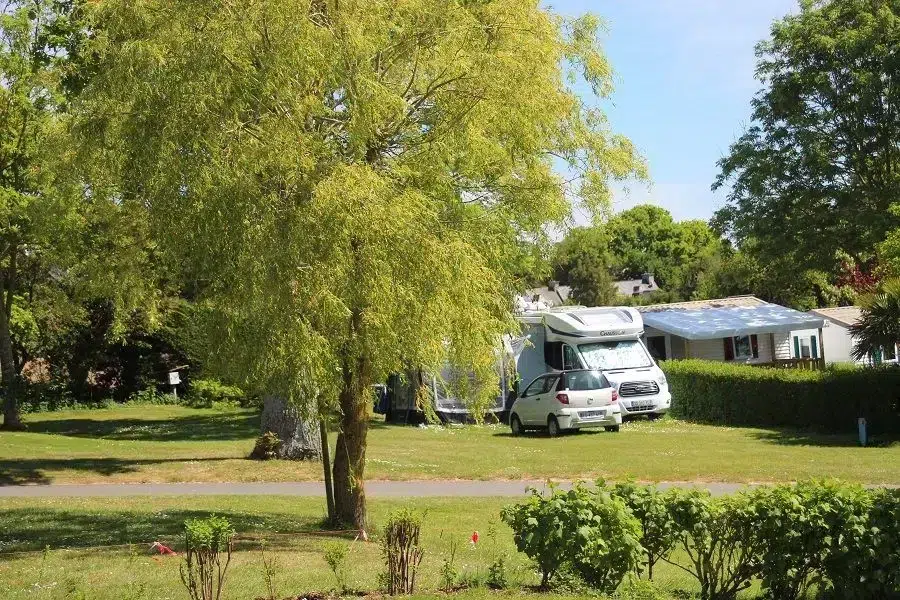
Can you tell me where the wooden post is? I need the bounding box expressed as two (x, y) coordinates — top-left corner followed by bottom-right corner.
(818, 327), (826, 368)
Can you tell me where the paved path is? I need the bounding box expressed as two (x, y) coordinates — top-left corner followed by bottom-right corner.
(0, 480), (751, 498)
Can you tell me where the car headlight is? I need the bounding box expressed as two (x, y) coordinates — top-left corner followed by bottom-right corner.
(657, 374), (667, 387)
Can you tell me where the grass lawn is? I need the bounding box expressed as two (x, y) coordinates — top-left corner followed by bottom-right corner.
(0, 495), (725, 600)
(1, 404), (899, 485)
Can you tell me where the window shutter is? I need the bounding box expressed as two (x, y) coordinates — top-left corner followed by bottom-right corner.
(751, 335), (759, 359)
(723, 338), (734, 361)
(793, 336), (800, 358)
(811, 336), (819, 359)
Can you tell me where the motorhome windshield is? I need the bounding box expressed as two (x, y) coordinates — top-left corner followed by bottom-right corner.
(578, 340), (652, 370)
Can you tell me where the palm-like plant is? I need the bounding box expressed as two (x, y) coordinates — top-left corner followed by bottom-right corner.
(850, 278), (900, 361)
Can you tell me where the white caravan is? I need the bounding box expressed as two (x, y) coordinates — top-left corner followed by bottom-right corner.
(513, 307), (671, 418)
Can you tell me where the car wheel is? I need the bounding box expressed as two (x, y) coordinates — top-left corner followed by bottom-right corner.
(547, 415), (561, 438)
(604, 425), (620, 433)
(510, 414), (523, 436)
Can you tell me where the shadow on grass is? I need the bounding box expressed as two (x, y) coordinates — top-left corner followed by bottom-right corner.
(749, 429), (900, 448)
(21, 412), (260, 442)
(0, 506), (332, 555)
(0, 457), (236, 485)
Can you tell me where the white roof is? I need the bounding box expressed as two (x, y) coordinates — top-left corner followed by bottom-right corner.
(809, 306), (862, 328)
(640, 302), (825, 340)
(542, 307), (644, 340)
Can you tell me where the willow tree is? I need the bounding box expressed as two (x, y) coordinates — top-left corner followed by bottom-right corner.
(73, 0), (644, 528)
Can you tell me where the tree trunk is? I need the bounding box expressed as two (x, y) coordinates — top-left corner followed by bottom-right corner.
(259, 396), (321, 460)
(0, 261), (22, 430)
(320, 419), (336, 524)
(332, 362), (370, 530)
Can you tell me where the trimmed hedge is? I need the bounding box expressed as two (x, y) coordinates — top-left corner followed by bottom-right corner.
(661, 360), (900, 433)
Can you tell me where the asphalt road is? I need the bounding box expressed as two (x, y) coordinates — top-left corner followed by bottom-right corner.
(0, 480), (752, 498)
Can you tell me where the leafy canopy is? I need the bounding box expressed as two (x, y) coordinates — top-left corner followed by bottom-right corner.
(73, 0), (645, 413)
(715, 0), (900, 272)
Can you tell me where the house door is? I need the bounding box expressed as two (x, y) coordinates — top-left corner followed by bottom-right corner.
(647, 336), (667, 361)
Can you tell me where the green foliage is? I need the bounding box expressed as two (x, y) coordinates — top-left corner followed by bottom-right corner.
(126, 387), (180, 406)
(187, 379), (247, 408)
(323, 541), (350, 592)
(180, 516), (235, 600)
(501, 486), (571, 588)
(381, 508), (424, 595)
(438, 537), (460, 592)
(661, 359), (900, 434)
(73, 0), (645, 525)
(249, 431), (283, 461)
(501, 484), (643, 592)
(850, 278), (900, 361)
(834, 488), (900, 598)
(748, 480), (872, 600)
(714, 0), (900, 276)
(610, 481), (677, 580)
(664, 488), (765, 600)
(553, 206), (728, 305)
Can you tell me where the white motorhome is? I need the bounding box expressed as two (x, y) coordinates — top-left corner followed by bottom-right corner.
(513, 307), (671, 418)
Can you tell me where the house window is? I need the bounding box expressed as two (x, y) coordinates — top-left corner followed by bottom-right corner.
(885, 344), (897, 362)
(724, 335), (759, 361)
(793, 335), (819, 360)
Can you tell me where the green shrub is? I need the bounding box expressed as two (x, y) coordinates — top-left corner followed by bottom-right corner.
(661, 360), (900, 433)
(610, 480), (677, 580)
(249, 431), (282, 460)
(180, 516), (235, 600)
(187, 379), (247, 408)
(501, 485), (576, 588)
(664, 488), (765, 600)
(749, 480), (871, 600)
(126, 387), (181, 406)
(381, 508), (424, 595)
(323, 541), (350, 592)
(502, 484), (643, 592)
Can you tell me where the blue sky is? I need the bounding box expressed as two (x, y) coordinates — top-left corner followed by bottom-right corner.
(549, 0), (798, 223)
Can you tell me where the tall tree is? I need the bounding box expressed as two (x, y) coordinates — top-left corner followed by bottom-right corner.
(714, 0), (900, 272)
(0, 0), (156, 428)
(73, 0), (644, 528)
(553, 227), (617, 306)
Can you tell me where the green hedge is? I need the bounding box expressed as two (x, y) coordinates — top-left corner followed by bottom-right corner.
(661, 360), (900, 433)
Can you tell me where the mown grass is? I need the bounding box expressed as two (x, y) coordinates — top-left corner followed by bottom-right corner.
(0, 495), (731, 600)
(2, 404), (899, 485)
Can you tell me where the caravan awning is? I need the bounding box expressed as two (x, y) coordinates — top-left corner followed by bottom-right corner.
(640, 304), (826, 340)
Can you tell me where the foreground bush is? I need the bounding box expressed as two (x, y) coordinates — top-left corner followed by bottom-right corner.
(662, 359), (900, 433)
(501, 484), (643, 592)
(180, 516), (235, 600)
(382, 508), (424, 595)
(504, 480), (900, 599)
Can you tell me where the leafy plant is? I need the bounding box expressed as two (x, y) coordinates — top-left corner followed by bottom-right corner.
(611, 480), (677, 580)
(323, 541), (350, 592)
(126, 387), (181, 406)
(260, 544), (279, 600)
(439, 537), (460, 592)
(502, 484), (642, 592)
(249, 431), (282, 461)
(179, 516), (235, 600)
(485, 521), (508, 590)
(662, 489), (764, 600)
(381, 508), (424, 595)
(565, 484), (643, 594)
(501, 485), (570, 588)
(187, 379), (248, 408)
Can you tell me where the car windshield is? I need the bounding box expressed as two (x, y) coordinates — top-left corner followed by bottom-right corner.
(578, 340), (651, 370)
(561, 370), (607, 391)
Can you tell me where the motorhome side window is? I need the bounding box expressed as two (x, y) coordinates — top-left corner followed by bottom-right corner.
(562, 345), (581, 370)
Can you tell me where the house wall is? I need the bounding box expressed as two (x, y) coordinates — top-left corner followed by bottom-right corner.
(773, 332), (792, 360)
(684, 334), (775, 363)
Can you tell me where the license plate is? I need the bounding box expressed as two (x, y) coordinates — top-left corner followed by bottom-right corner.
(581, 410), (605, 419)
